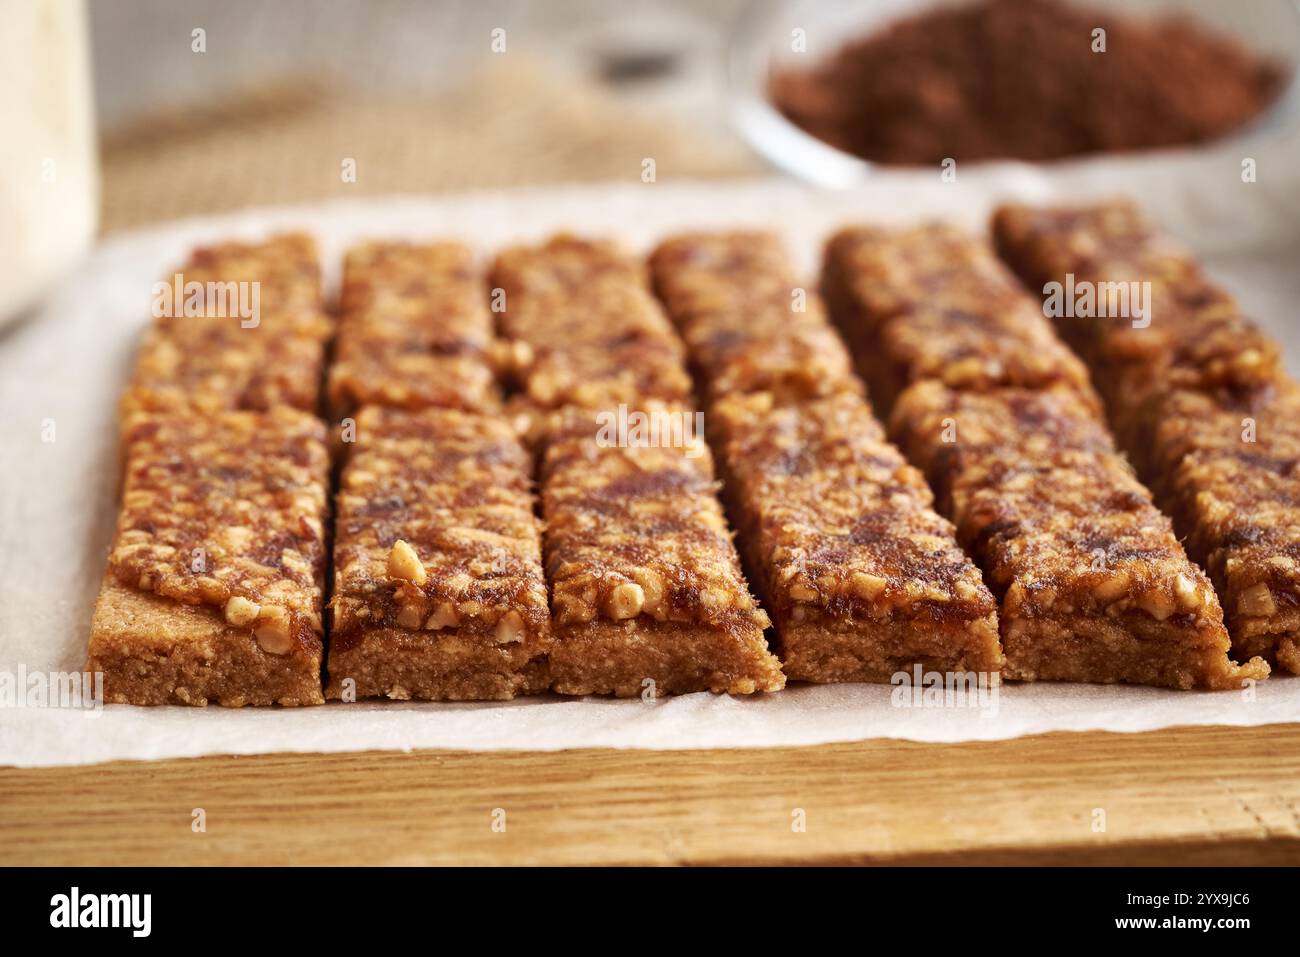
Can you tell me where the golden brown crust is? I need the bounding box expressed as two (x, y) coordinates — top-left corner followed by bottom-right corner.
(109, 407), (329, 650)
(822, 223), (1097, 413)
(540, 404), (765, 631)
(650, 231), (862, 402)
(327, 242), (501, 418)
(490, 235), (693, 411)
(889, 382), (1266, 689)
(120, 234), (332, 418)
(327, 406), (551, 699)
(992, 200), (1280, 405)
(1139, 384), (1300, 670)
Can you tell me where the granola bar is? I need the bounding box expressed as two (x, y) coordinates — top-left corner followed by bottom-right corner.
(649, 231), (862, 402)
(327, 242), (501, 419)
(87, 407), (330, 706)
(650, 230), (1000, 682)
(822, 223), (1097, 414)
(710, 390), (1002, 682)
(540, 403), (783, 696)
(120, 234), (333, 419)
(490, 235), (693, 415)
(326, 407), (551, 700)
(889, 381), (1268, 690)
(993, 199), (1299, 672)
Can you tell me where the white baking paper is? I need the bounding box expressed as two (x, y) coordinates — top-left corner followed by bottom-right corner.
(3, 156), (1300, 767)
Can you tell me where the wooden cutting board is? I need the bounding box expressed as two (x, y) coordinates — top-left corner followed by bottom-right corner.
(4, 723), (1299, 865)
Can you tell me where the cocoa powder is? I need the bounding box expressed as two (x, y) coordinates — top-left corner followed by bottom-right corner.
(769, 0), (1287, 165)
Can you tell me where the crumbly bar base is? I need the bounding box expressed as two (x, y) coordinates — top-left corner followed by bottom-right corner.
(1002, 612), (1266, 691)
(549, 618), (784, 697)
(326, 627), (549, 701)
(88, 576), (324, 707)
(776, 606), (1001, 684)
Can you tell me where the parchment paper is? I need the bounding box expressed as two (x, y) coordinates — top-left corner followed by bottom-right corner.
(3, 156), (1299, 768)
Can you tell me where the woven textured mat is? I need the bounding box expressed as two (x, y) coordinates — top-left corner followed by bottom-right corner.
(99, 60), (759, 233)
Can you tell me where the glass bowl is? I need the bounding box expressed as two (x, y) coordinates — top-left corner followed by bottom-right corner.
(728, 0), (1300, 186)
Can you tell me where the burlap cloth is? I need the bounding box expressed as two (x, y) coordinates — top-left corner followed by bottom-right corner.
(99, 59), (760, 233)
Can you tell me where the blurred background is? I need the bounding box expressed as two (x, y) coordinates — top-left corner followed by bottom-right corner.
(5, 0), (1297, 320)
(92, 0), (762, 232)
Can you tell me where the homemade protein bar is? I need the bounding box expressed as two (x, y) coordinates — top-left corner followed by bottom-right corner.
(326, 407), (551, 700)
(327, 241), (501, 419)
(539, 404), (784, 697)
(121, 234), (332, 419)
(889, 382), (1268, 690)
(821, 220), (1265, 687)
(650, 230), (1001, 682)
(649, 231), (862, 402)
(993, 199), (1299, 673)
(1133, 384), (1300, 674)
(821, 222), (1096, 414)
(490, 235), (693, 416)
(709, 390), (1002, 682)
(87, 407), (331, 706)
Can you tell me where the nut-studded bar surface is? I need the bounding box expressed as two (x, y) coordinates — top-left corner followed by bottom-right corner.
(889, 382), (1267, 690)
(1134, 384), (1300, 674)
(650, 230), (1001, 683)
(649, 231), (862, 402)
(87, 407), (331, 706)
(993, 199), (1300, 673)
(326, 407), (551, 701)
(327, 242), (501, 419)
(821, 222), (1096, 415)
(490, 235), (693, 418)
(121, 234), (333, 419)
(709, 390), (1003, 682)
(540, 403), (783, 696)
(992, 200), (1280, 419)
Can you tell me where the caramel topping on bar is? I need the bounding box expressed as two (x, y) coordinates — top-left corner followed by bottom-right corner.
(539, 404), (769, 632)
(712, 390), (997, 622)
(108, 407), (330, 646)
(491, 236), (692, 410)
(491, 233), (646, 295)
(328, 241), (500, 415)
(651, 231), (862, 401)
(993, 200), (1281, 394)
(890, 383), (1223, 624)
(823, 224), (1095, 404)
(651, 231), (805, 319)
(122, 233), (331, 416)
(332, 407), (549, 646)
